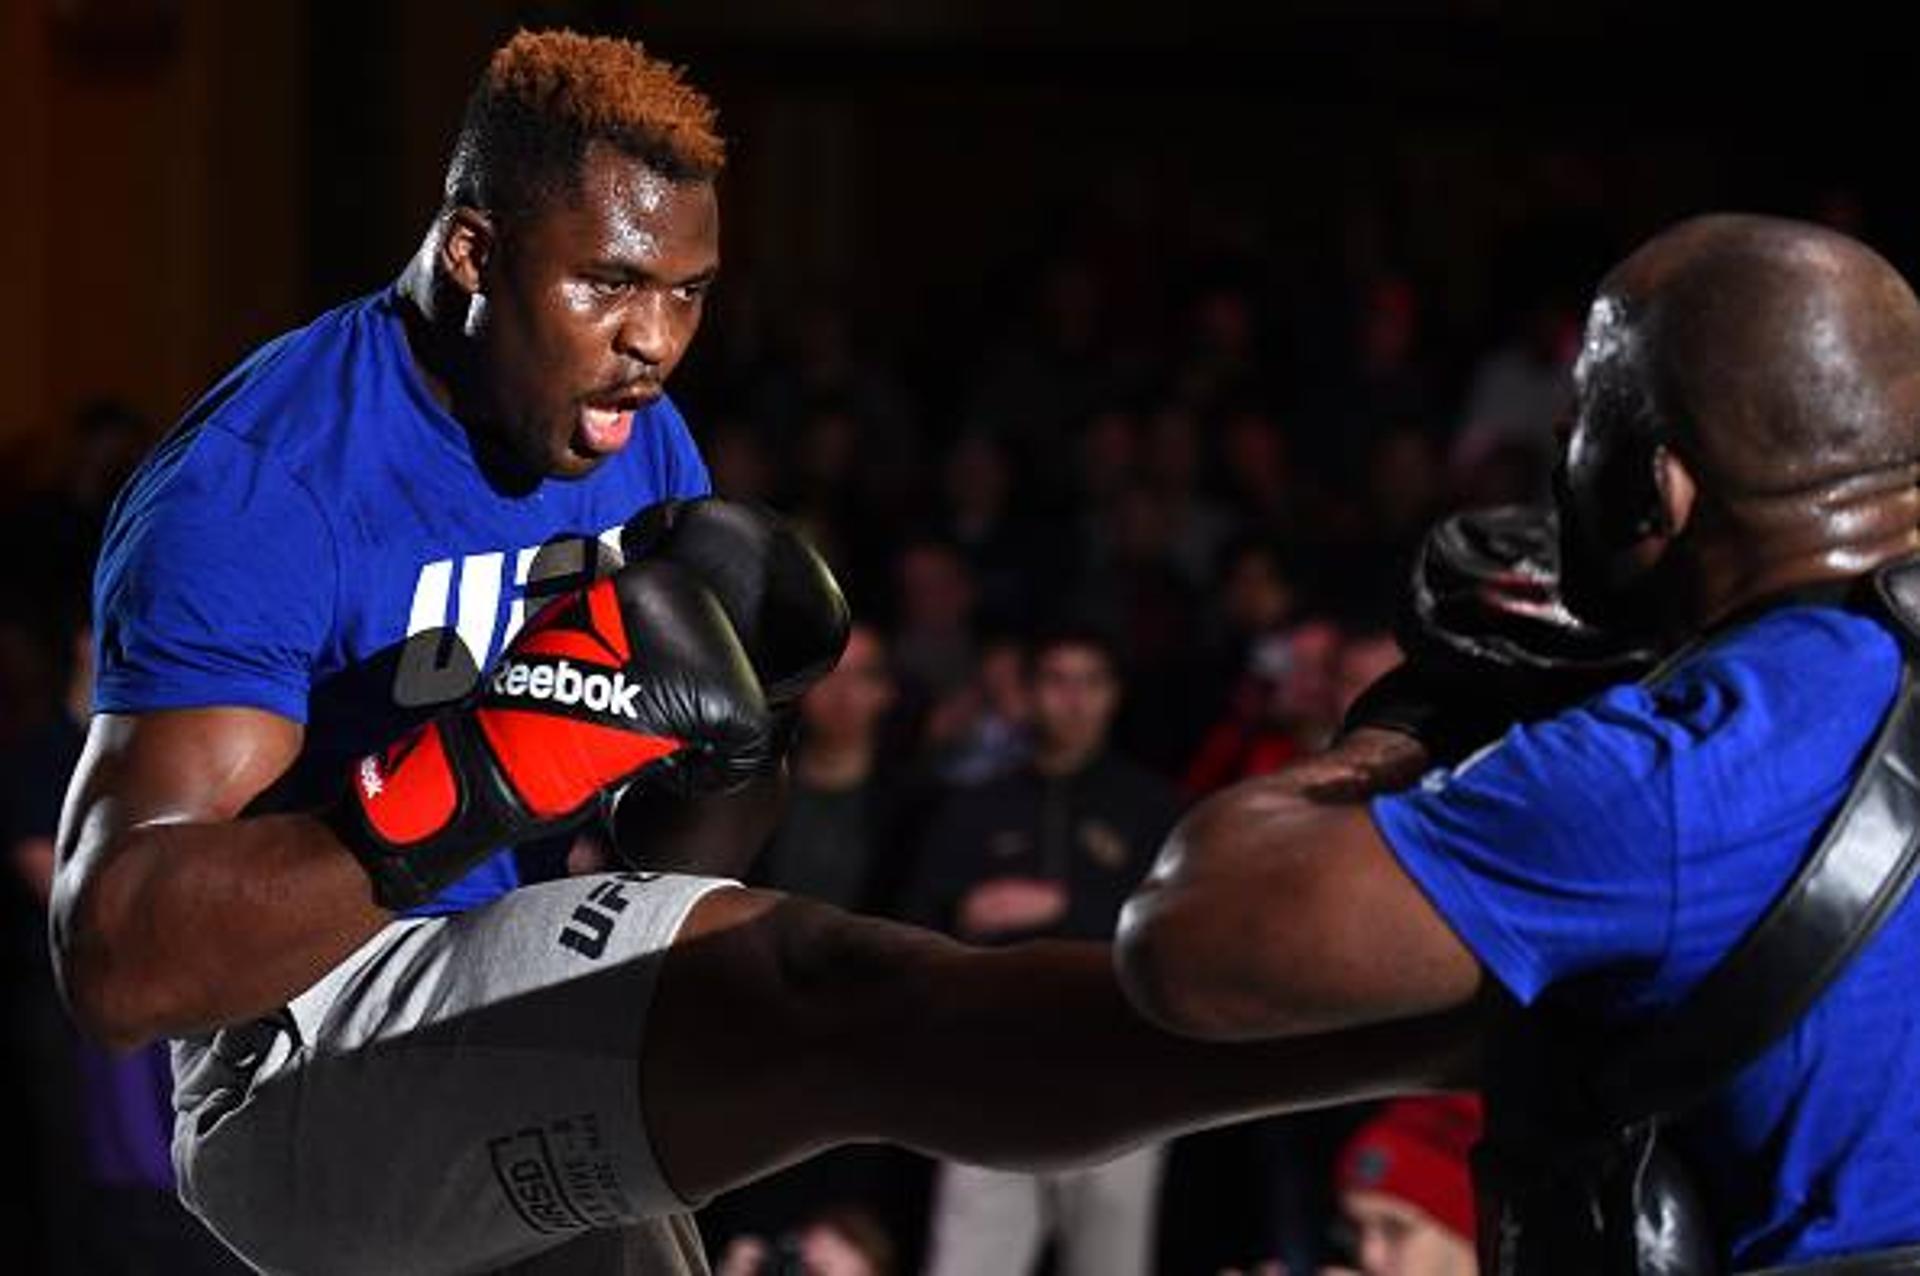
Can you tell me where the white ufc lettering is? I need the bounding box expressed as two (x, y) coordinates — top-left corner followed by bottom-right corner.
(389, 526), (628, 709)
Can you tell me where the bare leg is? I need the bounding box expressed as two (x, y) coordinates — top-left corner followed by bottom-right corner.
(641, 887), (1480, 1202)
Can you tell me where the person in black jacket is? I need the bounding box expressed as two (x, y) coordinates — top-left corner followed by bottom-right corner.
(907, 623), (1182, 1276)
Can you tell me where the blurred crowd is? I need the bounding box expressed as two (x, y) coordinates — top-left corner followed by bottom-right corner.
(5, 170), (1871, 1274)
(657, 192), (1550, 1273)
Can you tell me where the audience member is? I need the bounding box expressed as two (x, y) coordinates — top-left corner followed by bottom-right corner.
(715, 1204), (899, 1276)
(1328, 1097), (1482, 1276)
(929, 632), (1035, 787)
(907, 626), (1183, 1276)
(753, 623), (927, 915)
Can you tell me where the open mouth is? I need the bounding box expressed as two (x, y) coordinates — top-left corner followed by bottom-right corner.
(576, 404), (635, 456)
(574, 385), (659, 457)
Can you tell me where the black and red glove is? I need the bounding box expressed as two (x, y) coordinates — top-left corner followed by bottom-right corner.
(332, 559), (773, 910)
(1343, 505), (1656, 763)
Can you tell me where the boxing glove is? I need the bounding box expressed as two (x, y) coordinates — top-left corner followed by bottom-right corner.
(333, 558), (773, 910)
(1343, 505), (1656, 763)
(606, 498), (851, 873)
(619, 497), (851, 708)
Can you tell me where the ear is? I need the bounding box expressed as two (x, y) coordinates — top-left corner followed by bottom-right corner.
(1649, 445), (1697, 539)
(438, 208), (495, 297)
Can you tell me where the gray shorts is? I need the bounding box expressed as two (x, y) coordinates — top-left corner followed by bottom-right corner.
(172, 872), (735, 1276)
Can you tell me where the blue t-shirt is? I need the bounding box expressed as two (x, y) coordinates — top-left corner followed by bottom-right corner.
(1372, 605), (1920, 1266)
(93, 288), (711, 915)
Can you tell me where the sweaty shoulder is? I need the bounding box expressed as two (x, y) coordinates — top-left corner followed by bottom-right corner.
(1370, 604), (1900, 1012)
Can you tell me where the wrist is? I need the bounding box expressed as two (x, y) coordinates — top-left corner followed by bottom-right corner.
(323, 793), (415, 912)
(1340, 662), (1509, 766)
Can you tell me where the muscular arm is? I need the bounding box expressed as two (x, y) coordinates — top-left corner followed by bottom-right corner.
(51, 709), (389, 1049)
(643, 885), (1482, 1202)
(1115, 726), (1483, 1040)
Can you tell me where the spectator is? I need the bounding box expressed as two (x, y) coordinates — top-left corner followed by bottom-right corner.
(940, 431), (1040, 632)
(1072, 484), (1200, 683)
(1299, 274), (1440, 497)
(1142, 403), (1238, 596)
(907, 626), (1183, 1276)
(781, 398), (867, 569)
(716, 1204), (899, 1276)
(1073, 404), (1142, 520)
(753, 623), (927, 915)
(1150, 535), (1309, 786)
(1170, 273), (1271, 422)
(889, 537), (982, 752)
(1214, 406), (1296, 536)
(1325, 426), (1446, 621)
(930, 632), (1034, 787)
(1329, 1097), (1482, 1276)
(1182, 617), (1345, 801)
(1447, 296), (1579, 504)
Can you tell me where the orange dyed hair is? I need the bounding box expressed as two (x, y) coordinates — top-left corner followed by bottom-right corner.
(444, 29), (724, 214)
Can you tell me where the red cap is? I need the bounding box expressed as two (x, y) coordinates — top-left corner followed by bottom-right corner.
(1335, 1094), (1483, 1243)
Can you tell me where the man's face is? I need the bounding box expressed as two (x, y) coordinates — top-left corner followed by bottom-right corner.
(467, 144), (719, 480)
(1030, 644), (1120, 761)
(800, 627), (895, 747)
(1554, 293), (1672, 634)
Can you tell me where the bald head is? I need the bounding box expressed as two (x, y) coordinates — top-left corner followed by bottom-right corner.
(1558, 214), (1920, 637)
(1588, 213), (1920, 496)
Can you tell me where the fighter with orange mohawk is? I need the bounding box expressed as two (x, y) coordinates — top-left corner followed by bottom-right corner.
(52, 31), (1469, 1275)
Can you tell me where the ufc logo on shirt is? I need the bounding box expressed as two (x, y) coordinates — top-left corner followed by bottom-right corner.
(392, 528), (623, 709)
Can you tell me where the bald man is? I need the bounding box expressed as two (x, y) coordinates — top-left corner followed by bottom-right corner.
(1118, 214), (1920, 1273)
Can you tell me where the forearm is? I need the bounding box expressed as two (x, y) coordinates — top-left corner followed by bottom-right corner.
(54, 812), (389, 1048)
(1117, 728), (1479, 1040)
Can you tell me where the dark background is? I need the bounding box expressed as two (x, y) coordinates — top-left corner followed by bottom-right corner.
(5, 3), (1916, 1274)
(4, 0), (1912, 485)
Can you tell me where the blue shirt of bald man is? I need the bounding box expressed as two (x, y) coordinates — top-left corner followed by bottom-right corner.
(1372, 603), (1920, 1268)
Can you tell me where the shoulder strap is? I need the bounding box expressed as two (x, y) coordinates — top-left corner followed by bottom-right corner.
(1584, 558), (1920, 1126)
